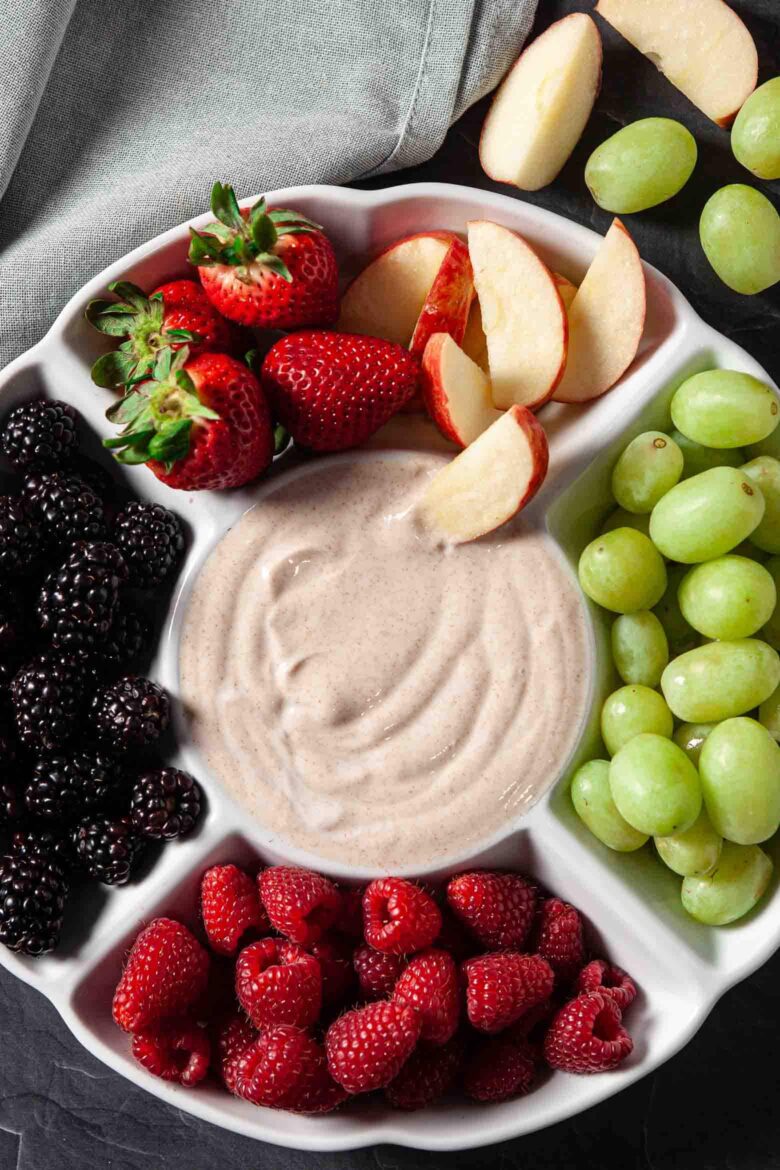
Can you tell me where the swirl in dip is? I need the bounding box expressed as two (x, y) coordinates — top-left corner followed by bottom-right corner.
(179, 450), (591, 869)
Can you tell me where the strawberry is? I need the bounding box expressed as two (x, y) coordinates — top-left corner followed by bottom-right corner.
(446, 871), (537, 951)
(112, 917), (210, 1033)
(353, 944), (407, 1001)
(543, 992), (633, 1074)
(393, 948), (460, 1046)
(462, 951), (554, 1034)
(362, 877), (441, 956)
(386, 1034), (464, 1110)
(534, 897), (586, 984)
(258, 865), (342, 946)
(463, 1033), (537, 1103)
(235, 1025), (347, 1114)
(574, 959), (637, 1011)
(200, 863), (267, 956)
(235, 937), (322, 1029)
(326, 1000), (422, 1094)
(261, 330), (420, 452)
(86, 279), (241, 389)
(213, 1011), (257, 1095)
(103, 347), (273, 491)
(131, 1017), (211, 1086)
(189, 183), (339, 330)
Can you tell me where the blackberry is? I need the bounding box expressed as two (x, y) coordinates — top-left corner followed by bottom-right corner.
(97, 604), (151, 673)
(11, 651), (91, 752)
(0, 496), (44, 578)
(69, 455), (114, 502)
(130, 767), (202, 840)
(91, 675), (170, 753)
(11, 827), (74, 874)
(25, 749), (126, 821)
(37, 541), (128, 651)
(0, 854), (69, 955)
(0, 592), (32, 661)
(0, 780), (23, 829)
(73, 814), (142, 885)
(113, 502), (185, 589)
(1, 399), (79, 471)
(23, 469), (107, 547)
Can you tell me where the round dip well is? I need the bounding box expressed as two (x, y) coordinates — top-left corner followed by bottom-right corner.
(179, 450), (591, 869)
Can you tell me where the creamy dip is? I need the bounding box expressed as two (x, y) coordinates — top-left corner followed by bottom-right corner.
(179, 451), (591, 870)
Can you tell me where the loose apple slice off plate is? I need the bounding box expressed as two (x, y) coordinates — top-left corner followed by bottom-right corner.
(480, 13), (602, 191)
(596, 0), (757, 127)
(421, 333), (501, 447)
(468, 220), (568, 411)
(553, 218), (646, 404)
(418, 405), (549, 543)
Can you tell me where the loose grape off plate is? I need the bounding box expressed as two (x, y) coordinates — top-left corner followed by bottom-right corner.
(0, 182), (777, 1152)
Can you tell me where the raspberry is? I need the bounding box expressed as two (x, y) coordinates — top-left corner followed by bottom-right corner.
(214, 1011), (257, 1095)
(386, 1035), (464, 1110)
(309, 935), (356, 1011)
(535, 897), (586, 984)
(235, 938), (322, 1030)
(326, 1000), (422, 1094)
(336, 884), (365, 939)
(201, 864), (267, 955)
(463, 1034), (537, 1103)
(393, 948), (460, 1046)
(235, 1025), (347, 1114)
(362, 877), (441, 955)
(463, 951), (554, 1034)
(131, 1018), (210, 1086)
(112, 917), (210, 1033)
(575, 959), (637, 1011)
(544, 992), (633, 1074)
(446, 871), (536, 950)
(353, 944), (407, 1001)
(436, 907), (479, 961)
(258, 865), (341, 945)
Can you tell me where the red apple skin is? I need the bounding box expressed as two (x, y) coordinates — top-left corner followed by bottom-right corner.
(409, 238), (475, 358)
(508, 404), (550, 514)
(421, 333), (465, 446)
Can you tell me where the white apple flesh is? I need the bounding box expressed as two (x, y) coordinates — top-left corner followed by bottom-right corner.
(553, 218), (646, 404)
(417, 405), (549, 544)
(480, 13), (603, 191)
(421, 333), (501, 447)
(467, 220), (568, 411)
(553, 272), (578, 311)
(596, 0), (757, 127)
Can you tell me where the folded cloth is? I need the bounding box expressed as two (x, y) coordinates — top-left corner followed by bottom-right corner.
(0, 0), (537, 369)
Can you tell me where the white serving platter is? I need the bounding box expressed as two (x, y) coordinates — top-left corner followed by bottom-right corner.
(0, 181), (777, 1153)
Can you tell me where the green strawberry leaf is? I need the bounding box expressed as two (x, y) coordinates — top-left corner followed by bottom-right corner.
(188, 229), (224, 266)
(85, 299), (136, 336)
(210, 182), (245, 234)
(107, 281), (149, 312)
(106, 389), (148, 426)
(148, 418), (193, 463)
(113, 445), (155, 465)
(177, 389), (220, 421)
(256, 252), (293, 283)
(153, 347), (174, 382)
(244, 348), (259, 369)
(91, 350), (138, 388)
(165, 328), (200, 342)
(269, 208), (322, 232)
(274, 424), (290, 455)
(249, 204), (277, 253)
(103, 427), (156, 451)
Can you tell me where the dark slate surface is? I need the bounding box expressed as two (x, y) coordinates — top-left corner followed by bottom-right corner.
(1, 1), (778, 1166)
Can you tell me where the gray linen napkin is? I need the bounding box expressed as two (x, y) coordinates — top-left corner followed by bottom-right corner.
(0, 0), (537, 369)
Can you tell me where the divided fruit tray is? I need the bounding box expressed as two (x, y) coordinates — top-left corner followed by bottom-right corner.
(0, 181), (778, 1152)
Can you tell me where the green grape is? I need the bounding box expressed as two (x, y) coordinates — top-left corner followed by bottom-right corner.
(681, 841), (773, 925)
(670, 369), (778, 449)
(609, 733), (701, 837)
(699, 185), (780, 295)
(759, 683), (780, 741)
(578, 528), (667, 614)
(571, 759), (649, 852)
(731, 78), (780, 181)
(601, 684), (673, 755)
(743, 457), (780, 554)
(673, 722), (716, 767)
(760, 556), (780, 648)
(655, 809), (722, 877)
(649, 466), (765, 563)
(746, 425), (780, 462)
(677, 555), (776, 639)
(600, 507), (651, 538)
(653, 563), (698, 655)
(611, 431), (683, 514)
(661, 638), (780, 722)
(611, 611), (669, 687)
(671, 429), (744, 480)
(698, 716), (780, 844)
(585, 118), (697, 213)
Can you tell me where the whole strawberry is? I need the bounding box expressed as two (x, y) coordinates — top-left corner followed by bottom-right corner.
(86, 279), (241, 388)
(112, 918), (210, 1033)
(261, 330), (420, 452)
(103, 347), (273, 491)
(189, 183), (339, 330)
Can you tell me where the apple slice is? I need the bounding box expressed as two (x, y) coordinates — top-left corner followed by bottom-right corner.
(554, 272), (578, 311)
(553, 219), (646, 404)
(418, 405), (549, 543)
(596, 0), (757, 127)
(480, 13), (602, 191)
(467, 220), (567, 411)
(421, 333), (501, 447)
(462, 299), (490, 372)
(409, 238), (474, 357)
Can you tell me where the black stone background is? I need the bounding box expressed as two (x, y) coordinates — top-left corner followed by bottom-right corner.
(1, 1), (778, 1166)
